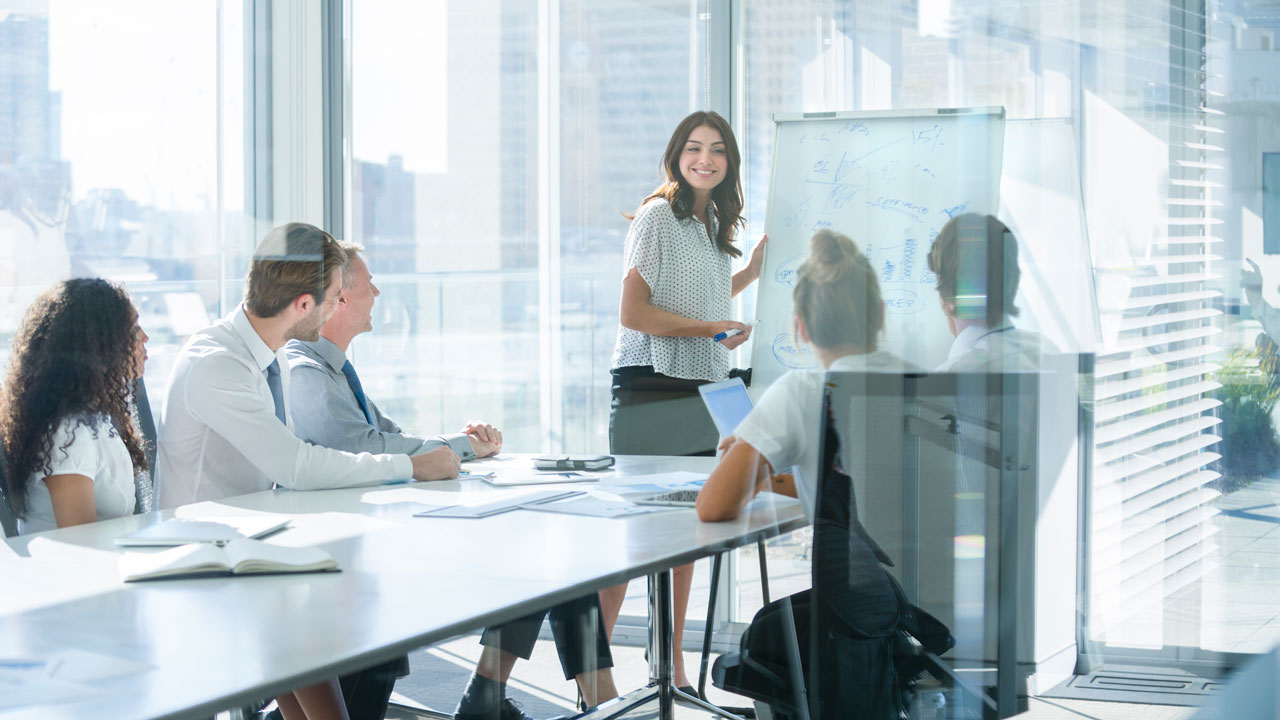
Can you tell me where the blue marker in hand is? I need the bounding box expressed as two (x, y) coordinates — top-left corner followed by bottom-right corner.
(714, 327), (749, 342)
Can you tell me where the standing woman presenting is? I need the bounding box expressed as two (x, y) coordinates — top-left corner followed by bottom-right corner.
(609, 110), (765, 455)
(602, 110), (765, 696)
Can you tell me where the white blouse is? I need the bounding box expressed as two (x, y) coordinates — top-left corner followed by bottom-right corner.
(732, 350), (912, 521)
(18, 414), (137, 534)
(611, 198), (734, 381)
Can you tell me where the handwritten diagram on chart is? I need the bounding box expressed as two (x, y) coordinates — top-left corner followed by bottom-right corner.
(749, 110), (1006, 389)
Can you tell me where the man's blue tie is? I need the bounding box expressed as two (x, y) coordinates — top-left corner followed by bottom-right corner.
(265, 359), (286, 424)
(341, 360), (375, 426)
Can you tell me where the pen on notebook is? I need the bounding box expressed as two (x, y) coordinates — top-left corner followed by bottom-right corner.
(714, 327), (749, 342)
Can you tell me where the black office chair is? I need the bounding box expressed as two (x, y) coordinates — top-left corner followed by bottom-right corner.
(132, 377), (158, 513)
(711, 394), (913, 719)
(0, 438), (18, 539)
(711, 372), (1000, 720)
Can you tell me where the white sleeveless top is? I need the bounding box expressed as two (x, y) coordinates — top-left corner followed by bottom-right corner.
(611, 198), (734, 381)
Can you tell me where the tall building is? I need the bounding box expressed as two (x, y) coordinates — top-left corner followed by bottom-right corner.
(354, 154), (417, 274)
(0, 6), (68, 218)
(0, 8), (56, 164)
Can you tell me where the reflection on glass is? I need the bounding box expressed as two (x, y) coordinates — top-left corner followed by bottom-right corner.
(0, 1), (242, 416)
(733, 0), (1278, 698)
(349, 0), (705, 450)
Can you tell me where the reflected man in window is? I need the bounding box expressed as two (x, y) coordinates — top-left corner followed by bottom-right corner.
(927, 213), (1051, 371)
(1242, 259), (1280, 344)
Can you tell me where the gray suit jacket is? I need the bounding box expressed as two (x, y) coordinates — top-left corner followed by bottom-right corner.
(285, 337), (475, 460)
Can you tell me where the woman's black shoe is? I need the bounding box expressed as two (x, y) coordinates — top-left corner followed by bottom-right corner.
(675, 685), (702, 704)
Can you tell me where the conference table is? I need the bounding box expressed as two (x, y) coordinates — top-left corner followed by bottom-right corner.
(0, 454), (807, 720)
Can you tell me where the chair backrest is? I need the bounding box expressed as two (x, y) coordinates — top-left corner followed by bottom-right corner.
(810, 370), (1040, 719)
(131, 377), (159, 514)
(133, 377), (158, 471)
(807, 372), (916, 720)
(0, 436), (18, 538)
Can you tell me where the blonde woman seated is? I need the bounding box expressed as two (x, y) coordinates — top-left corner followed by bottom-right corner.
(696, 229), (909, 523)
(693, 231), (914, 709)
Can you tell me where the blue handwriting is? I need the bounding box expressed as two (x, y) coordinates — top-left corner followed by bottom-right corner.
(840, 121), (870, 136)
(882, 289), (922, 314)
(772, 334), (818, 369)
(867, 196), (930, 223)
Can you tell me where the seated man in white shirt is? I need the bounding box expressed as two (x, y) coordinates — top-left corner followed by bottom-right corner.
(157, 223), (456, 508)
(926, 212), (1050, 371)
(156, 222), (457, 720)
(285, 246), (617, 720)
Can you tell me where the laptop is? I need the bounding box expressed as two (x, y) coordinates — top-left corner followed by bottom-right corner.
(697, 376), (755, 438)
(634, 378), (755, 508)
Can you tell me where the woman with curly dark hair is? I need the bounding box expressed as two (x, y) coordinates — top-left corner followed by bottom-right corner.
(1, 277), (149, 533)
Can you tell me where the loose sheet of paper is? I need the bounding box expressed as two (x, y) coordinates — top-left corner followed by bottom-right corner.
(359, 486), (468, 507)
(0, 667), (100, 710)
(0, 648), (149, 710)
(597, 472), (708, 499)
(267, 512), (395, 547)
(524, 496), (676, 519)
(600, 471), (707, 489)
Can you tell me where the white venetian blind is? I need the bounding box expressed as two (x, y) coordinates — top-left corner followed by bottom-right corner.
(1086, 3), (1224, 646)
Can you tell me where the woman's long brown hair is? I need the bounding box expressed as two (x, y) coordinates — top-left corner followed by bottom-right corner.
(627, 110), (745, 258)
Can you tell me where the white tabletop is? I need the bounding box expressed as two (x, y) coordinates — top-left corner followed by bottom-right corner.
(0, 454), (806, 719)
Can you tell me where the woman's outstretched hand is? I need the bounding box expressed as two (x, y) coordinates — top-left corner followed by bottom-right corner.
(746, 234), (768, 281)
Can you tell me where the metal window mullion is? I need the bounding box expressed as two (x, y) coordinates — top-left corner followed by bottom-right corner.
(705, 0), (740, 627)
(243, 0), (273, 315)
(706, 0), (732, 117)
(216, 0), (226, 314)
(537, 0), (563, 453)
(270, 0), (325, 227)
(321, 0), (343, 237)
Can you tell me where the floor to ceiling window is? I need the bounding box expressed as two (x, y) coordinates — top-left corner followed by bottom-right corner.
(0, 0), (246, 428)
(6, 0), (1280, 696)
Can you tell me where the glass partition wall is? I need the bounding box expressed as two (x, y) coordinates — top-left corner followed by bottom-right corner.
(345, 0), (1280, 689)
(5, 0), (1280, 703)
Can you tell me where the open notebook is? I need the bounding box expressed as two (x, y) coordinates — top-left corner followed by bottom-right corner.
(119, 539), (338, 582)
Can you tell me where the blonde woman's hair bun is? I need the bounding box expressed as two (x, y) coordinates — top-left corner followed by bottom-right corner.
(806, 229), (860, 283)
(794, 229), (882, 351)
